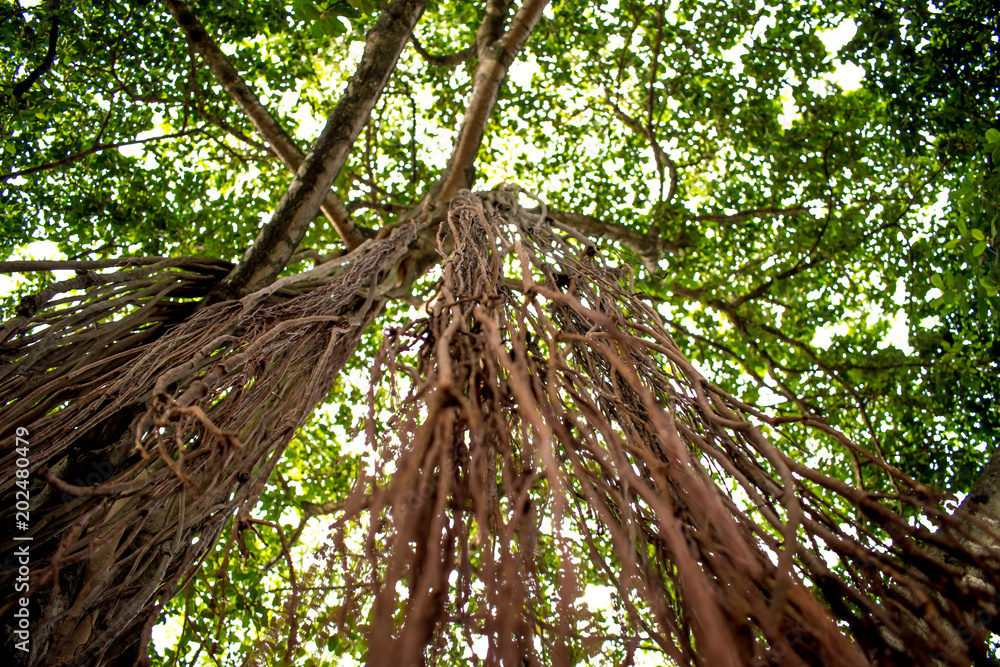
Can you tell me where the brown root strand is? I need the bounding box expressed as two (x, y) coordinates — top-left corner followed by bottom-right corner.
(299, 190), (1000, 667)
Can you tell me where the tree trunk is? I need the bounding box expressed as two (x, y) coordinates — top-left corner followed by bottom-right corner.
(1, 1), (552, 662)
(0, 226), (417, 665)
(4, 1), (997, 664)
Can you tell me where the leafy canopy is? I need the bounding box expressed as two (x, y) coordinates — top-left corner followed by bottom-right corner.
(2, 0), (998, 663)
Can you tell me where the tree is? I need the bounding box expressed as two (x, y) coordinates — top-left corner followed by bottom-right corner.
(1, 0), (998, 665)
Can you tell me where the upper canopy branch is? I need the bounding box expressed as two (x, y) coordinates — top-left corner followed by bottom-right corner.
(549, 205), (809, 273)
(688, 205), (808, 224)
(350, 0), (549, 296)
(431, 0), (550, 202)
(476, 0), (512, 55)
(410, 35), (474, 66)
(547, 209), (685, 270)
(0, 128), (200, 182)
(11, 0), (60, 102)
(211, 0), (428, 300)
(162, 0), (365, 250)
(605, 93), (678, 204)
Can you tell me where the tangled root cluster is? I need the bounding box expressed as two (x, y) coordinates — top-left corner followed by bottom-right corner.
(0, 231), (416, 666)
(320, 190), (1000, 666)
(1, 192), (998, 666)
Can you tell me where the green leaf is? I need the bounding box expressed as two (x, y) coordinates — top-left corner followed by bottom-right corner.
(301, 1), (321, 21)
(986, 128), (1000, 143)
(320, 14), (346, 36)
(930, 274), (944, 289)
(972, 241), (987, 257)
(971, 229), (985, 241)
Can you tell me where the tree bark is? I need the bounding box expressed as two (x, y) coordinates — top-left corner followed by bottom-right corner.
(211, 0), (428, 301)
(162, 0), (366, 250)
(0, 228), (418, 666)
(12, 0), (60, 102)
(430, 0), (549, 202)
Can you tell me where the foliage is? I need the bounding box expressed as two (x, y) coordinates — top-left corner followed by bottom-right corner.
(2, 0), (998, 664)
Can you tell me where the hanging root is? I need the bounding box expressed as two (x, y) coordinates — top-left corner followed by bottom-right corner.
(309, 190), (1000, 667)
(0, 227), (418, 666)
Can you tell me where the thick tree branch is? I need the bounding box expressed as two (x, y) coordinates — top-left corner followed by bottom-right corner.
(376, 0), (546, 287)
(410, 35), (474, 66)
(477, 0), (512, 53)
(162, 0), (366, 250)
(0, 256), (230, 272)
(532, 205), (807, 273)
(430, 0), (549, 201)
(12, 0), (60, 101)
(960, 453), (1000, 549)
(547, 209), (684, 261)
(211, 0), (428, 300)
